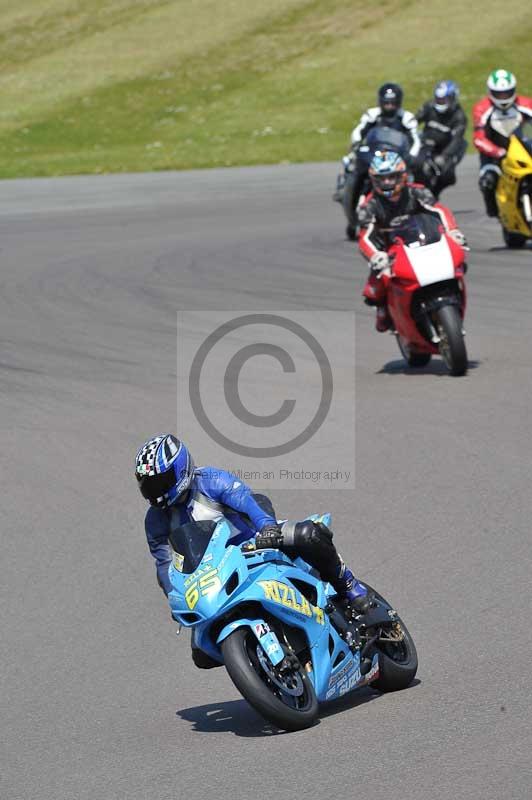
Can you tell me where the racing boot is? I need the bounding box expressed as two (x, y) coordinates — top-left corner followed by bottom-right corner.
(375, 305), (392, 332)
(334, 561), (374, 616)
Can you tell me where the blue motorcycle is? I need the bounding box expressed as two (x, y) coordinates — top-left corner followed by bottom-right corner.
(168, 514), (417, 731)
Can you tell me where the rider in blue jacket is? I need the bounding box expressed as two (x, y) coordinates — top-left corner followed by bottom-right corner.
(136, 434), (369, 666)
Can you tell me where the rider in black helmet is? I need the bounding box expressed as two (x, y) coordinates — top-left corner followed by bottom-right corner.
(378, 82), (404, 118)
(335, 82), (421, 239)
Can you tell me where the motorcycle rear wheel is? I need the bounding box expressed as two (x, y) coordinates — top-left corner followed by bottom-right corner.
(221, 628), (318, 731)
(356, 583), (418, 693)
(370, 619), (418, 693)
(434, 305), (467, 376)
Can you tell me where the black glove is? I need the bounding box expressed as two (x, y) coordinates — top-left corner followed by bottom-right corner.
(255, 523), (283, 549)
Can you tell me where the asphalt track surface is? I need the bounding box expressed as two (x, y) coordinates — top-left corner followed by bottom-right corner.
(2, 156), (532, 800)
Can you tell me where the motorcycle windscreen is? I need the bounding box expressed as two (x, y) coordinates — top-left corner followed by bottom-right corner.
(366, 125), (410, 156)
(390, 213), (443, 246)
(405, 237), (455, 287)
(169, 520), (218, 574)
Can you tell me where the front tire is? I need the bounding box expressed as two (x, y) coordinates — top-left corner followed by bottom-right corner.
(434, 305), (467, 376)
(503, 228), (527, 249)
(221, 628), (318, 731)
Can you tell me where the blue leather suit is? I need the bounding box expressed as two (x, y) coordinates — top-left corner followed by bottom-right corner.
(144, 467), (276, 595)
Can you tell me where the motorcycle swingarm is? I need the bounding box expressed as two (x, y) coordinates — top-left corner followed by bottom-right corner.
(355, 605), (398, 630)
(216, 617), (285, 666)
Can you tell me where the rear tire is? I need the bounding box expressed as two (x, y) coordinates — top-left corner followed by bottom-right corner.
(221, 628), (318, 731)
(503, 228), (527, 249)
(435, 305), (467, 376)
(371, 619), (418, 693)
(356, 582), (418, 693)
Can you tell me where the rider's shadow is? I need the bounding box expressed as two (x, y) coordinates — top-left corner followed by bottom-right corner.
(177, 699), (284, 737)
(377, 359), (480, 376)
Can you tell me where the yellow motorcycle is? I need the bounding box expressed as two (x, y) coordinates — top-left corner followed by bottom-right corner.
(495, 117), (532, 248)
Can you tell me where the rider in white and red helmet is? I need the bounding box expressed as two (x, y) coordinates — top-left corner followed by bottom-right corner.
(473, 70), (532, 217)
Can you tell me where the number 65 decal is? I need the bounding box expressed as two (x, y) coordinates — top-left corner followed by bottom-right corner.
(185, 569), (222, 610)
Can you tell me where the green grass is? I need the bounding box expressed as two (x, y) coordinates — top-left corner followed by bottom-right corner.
(0, 0), (531, 177)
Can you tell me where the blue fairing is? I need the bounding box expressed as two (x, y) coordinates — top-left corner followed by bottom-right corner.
(167, 513), (378, 703)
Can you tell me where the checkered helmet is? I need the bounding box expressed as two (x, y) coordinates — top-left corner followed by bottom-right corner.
(135, 434), (194, 508)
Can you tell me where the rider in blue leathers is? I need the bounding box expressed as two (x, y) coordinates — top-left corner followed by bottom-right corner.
(136, 434), (369, 666)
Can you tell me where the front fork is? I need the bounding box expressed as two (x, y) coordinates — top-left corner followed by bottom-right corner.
(217, 617), (285, 666)
(417, 290), (466, 344)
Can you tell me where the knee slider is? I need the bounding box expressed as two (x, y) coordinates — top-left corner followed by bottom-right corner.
(281, 520), (334, 549)
(294, 520), (334, 547)
(293, 520), (318, 547)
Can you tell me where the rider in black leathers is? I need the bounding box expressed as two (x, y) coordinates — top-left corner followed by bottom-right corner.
(415, 81), (468, 198)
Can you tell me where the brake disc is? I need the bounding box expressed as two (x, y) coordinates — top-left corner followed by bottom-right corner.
(256, 646), (304, 697)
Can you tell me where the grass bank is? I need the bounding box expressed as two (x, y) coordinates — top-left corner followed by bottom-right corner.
(0, 0), (530, 177)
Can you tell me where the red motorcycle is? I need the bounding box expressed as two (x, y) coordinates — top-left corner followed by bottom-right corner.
(378, 214), (468, 376)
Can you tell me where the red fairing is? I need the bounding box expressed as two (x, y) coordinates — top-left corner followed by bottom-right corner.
(363, 226), (467, 352)
(388, 246), (417, 283)
(433, 201), (458, 231)
(446, 234), (467, 270)
(362, 272), (388, 305)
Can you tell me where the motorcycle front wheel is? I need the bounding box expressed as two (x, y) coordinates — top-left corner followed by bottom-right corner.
(221, 628), (318, 731)
(434, 305), (467, 376)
